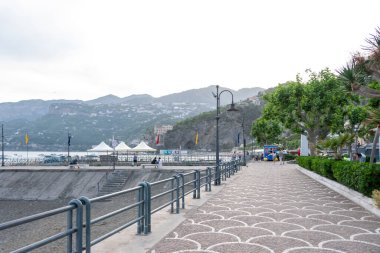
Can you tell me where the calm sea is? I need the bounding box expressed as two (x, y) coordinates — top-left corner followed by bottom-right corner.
(2, 151), (94, 159)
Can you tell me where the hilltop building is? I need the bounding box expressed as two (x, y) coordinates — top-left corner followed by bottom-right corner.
(248, 96), (261, 105)
(154, 125), (173, 135)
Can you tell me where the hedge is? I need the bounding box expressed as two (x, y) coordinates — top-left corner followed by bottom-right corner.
(284, 154), (297, 161)
(296, 156), (380, 197)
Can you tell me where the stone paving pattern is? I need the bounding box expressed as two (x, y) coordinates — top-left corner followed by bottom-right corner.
(149, 162), (380, 253)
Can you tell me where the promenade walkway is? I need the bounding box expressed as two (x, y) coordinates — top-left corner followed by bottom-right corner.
(148, 161), (380, 253)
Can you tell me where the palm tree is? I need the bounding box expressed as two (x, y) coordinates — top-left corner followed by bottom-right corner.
(338, 27), (380, 98)
(319, 133), (354, 160)
(338, 27), (380, 163)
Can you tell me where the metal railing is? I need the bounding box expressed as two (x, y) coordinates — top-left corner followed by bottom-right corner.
(1, 153), (236, 166)
(0, 160), (242, 253)
(0, 199), (83, 253)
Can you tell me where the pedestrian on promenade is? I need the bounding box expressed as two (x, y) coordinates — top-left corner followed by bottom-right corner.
(359, 153), (366, 163)
(279, 149), (284, 165)
(133, 153), (138, 166)
(157, 157), (163, 168)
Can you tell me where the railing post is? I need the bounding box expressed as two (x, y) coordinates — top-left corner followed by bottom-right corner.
(171, 177), (175, 213)
(137, 182), (145, 235)
(145, 182), (151, 234)
(207, 167), (212, 192)
(67, 206), (73, 253)
(213, 166), (218, 186)
(79, 196), (91, 253)
(193, 171), (197, 198)
(220, 163), (225, 181)
(69, 199), (83, 253)
(195, 169), (201, 199)
(174, 175), (180, 213)
(205, 168), (209, 191)
(178, 173), (185, 209)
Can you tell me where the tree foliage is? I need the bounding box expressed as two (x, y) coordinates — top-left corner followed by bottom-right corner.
(337, 28), (380, 163)
(337, 27), (380, 98)
(260, 69), (350, 155)
(318, 133), (354, 160)
(250, 117), (282, 146)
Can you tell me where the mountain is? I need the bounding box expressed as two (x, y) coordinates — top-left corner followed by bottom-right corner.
(0, 86), (264, 151)
(156, 86), (263, 105)
(120, 94), (155, 105)
(163, 100), (263, 151)
(85, 94), (123, 105)
(0, 99), (81, 121)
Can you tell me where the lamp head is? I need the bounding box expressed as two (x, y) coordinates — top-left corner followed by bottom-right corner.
(227, 103), (239, 112)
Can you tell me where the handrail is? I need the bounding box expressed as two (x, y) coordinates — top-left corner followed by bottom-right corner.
(0, 159), (244, 253)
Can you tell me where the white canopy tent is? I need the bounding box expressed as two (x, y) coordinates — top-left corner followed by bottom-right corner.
(115, 141), (132, 152)
(88, 141), (114, 152)
(132, 141), (156, 152)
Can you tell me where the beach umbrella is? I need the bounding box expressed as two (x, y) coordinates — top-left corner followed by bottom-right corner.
(132, 141), (156, 152)
(88, 141), (113, 152)
(115, 141), (132, 152)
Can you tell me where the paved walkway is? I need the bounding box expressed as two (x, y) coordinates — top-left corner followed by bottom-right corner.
(148, 162), (380, 253)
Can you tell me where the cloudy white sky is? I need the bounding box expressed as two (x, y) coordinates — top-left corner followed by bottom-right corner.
(0, 0), (379, 103)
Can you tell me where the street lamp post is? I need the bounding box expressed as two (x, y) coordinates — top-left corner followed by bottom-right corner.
(1, 124), (4, 167)
(213, 85), (238, 185)
(67, 132), (71, 165)
(354, 124), (359, 156)
(241, 117), (246, 166)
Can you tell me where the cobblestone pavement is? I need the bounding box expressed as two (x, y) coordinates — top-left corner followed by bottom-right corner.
(148, 162), (380, 253)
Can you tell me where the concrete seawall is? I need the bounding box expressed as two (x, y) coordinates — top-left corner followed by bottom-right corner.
(0, 166), (204, 200)
(0, 170), (107, 200)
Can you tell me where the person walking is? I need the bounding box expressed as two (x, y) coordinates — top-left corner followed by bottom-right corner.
(279, 149), (284, 165)
(157, 157), (163, 169)
(133, 153), (138, 166)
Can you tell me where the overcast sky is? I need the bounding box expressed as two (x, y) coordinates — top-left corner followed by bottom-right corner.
(0, 0), (379, 103)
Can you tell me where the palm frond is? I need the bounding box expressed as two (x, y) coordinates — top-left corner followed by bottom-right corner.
(362, 27), (380, 52)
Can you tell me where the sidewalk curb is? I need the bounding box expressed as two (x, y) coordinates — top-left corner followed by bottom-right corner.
(296, 165), (380, 217)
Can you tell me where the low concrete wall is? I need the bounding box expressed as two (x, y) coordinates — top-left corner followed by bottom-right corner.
(0, 167), (197, 201)
(0, 170), (107, 200)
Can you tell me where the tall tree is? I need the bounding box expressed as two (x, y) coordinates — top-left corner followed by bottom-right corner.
(261, 69), (350, 156)
(345, 104), (368, 158)
(251, 117), (282, 146)
(338, 27), (380, 163)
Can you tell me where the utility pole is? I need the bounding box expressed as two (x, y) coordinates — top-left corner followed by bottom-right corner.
(1, 124), (4, 167)
(67, 132), (71, 165)
(241, 117), (246, 166)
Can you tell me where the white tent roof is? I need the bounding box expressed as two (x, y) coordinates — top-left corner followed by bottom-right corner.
(115, 141), (132, 151)
(132, 141), (156, 152)
(88, 141), (113, 152)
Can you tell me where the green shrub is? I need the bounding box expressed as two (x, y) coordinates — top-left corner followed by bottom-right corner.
(296, 156), (312, 169)
(297, 156), (380, 197)
(331, 161), (357, 190)
(284, 154), (297, 161)
(318, 159), (335, 179)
